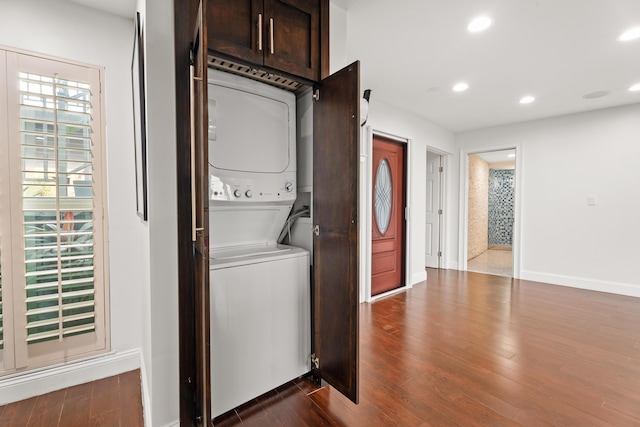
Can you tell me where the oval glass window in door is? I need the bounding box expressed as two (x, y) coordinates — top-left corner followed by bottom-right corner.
(375, 158), (392, 234)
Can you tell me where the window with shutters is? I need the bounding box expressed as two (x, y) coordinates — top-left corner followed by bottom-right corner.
(0, 48), (109, 375)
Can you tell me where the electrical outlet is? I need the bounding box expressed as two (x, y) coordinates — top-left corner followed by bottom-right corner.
(587, 195), (597, 206)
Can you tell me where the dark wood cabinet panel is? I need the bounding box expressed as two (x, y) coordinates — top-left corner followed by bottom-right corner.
(207, 0), (325, 82)
(207, 0), (264, 65)
(312, 61), (360, 404)
(264, 0), (319, 81)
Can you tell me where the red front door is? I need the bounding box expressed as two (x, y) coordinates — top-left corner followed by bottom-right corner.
(371, 135), (405, 296)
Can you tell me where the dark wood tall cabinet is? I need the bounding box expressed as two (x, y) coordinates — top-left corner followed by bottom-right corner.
(175, 1), (359, 425)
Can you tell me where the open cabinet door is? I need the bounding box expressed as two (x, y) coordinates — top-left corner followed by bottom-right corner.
(312, 61), (360, 404)
(189, 1), (211, 426)
(191, 1), (211, 424)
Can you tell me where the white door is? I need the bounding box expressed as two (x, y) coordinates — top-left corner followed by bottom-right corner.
(425, 152), (442, 268)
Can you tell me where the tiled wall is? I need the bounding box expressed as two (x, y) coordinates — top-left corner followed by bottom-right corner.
(488, 169), (514, 246)
(468, 155), (489, 259)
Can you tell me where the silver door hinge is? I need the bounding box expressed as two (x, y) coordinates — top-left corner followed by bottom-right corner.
(438, 209), (443, 215)
(312, 89), (320, 102)
(311, 353), (319, 369)
(439, 166), (444, 173)
(438, 251), (442, 257)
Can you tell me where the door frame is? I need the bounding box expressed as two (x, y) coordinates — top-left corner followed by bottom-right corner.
(458, 143), (523, 278)
(361, 127), (411, 302)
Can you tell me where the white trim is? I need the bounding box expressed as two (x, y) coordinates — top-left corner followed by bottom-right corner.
(520, 271), (640, 298)
(411, 270), (427, 285)
(368, 285), (408, 302)
(459, 143), (523, 278)
(0, 349), (141, 405)
(139, 350), (152, 427)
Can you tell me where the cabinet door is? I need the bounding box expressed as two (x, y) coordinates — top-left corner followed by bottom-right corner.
(264, 0), (320, 81)
(207, 0), (264, 65)
(193, 1), (212, 424)
(312, 61), (360, 404)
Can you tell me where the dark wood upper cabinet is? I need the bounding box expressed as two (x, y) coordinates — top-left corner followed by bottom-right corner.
(207, 0), (325, 82)
(312, 61), (360, 404)
(207, 0), (264, 65)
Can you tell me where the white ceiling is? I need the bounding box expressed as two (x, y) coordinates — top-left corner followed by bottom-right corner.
(65, 0), (639, 133)
(475, 149), (515, 164)
(66, 0), (135, 19)
(344, 0), (640, 132)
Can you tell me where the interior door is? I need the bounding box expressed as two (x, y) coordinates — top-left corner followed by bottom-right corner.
(425, 151), (441, 268)
(312, 61), (360, 404)
(371, 135), (406, 295)
(191, 1), (211, 424)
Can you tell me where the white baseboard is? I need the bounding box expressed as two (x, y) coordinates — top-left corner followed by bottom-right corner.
(0, 348), (141, 405)
(139, 353), (152, 427)
(445, 260), (459, 270)
(520, 270), (640, 298)
(411, 270), (427, 285)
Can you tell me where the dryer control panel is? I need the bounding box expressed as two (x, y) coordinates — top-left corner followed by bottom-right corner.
(210, 173), (296, 202)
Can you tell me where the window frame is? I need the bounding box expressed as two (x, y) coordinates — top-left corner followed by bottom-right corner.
(0, 46), (110, 375)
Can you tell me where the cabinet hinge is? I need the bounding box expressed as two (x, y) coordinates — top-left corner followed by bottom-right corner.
(312, 89), (320, 102)
(311, 353), (319, 370)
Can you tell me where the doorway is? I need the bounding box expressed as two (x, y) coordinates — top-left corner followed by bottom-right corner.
(371, 134), (406, 296)
(425, 150), (443, 269)
(461, 148), (520, 278)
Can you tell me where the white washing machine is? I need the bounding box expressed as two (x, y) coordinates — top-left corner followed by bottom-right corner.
(210, 244), (309, 417)
(207, 69), (310, 418)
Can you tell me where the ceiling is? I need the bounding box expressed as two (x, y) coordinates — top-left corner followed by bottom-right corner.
(66, 0), (135, 19)
(345, 0), (640, 132)
(66, 0), (639, 133)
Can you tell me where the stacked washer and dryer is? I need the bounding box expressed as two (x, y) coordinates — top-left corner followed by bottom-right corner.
(207, 69), (311, 418)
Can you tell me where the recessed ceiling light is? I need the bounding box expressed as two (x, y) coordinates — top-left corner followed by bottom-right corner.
(468, 16), (492, 33)
(618, 26), (640, 42)
(452, 82), (469, 92)
(519, 96), (535, 104)
(630, 83), (640, 92)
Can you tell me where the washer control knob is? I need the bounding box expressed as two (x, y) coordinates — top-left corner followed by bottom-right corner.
(245, 189), (253, 198)
(284, 182), (294, 192)
(233, 189), (242, 198)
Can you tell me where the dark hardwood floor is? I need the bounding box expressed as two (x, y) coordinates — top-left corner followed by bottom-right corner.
(3, 270), (640, 426)
(214, 268), (640, 426)
(0, 369), (143, 427)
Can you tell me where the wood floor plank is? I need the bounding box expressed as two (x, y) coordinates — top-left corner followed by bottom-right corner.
(27, 390), (65, 427)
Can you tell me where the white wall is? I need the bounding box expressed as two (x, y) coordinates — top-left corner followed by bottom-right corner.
(0, 0), (145, 402)
(138, 0), (180, 425)
(456, 103), (640, 297)
(366, 101), (455, 285)
(331, 3), (456, 290)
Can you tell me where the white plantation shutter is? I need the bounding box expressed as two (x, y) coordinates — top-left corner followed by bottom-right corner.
(0, 49), (108, 374)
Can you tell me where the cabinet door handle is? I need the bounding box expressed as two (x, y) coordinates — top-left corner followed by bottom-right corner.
(189, 64), (197, 242)
(269, 18), (274, 54)
(258, 14), (263, 51)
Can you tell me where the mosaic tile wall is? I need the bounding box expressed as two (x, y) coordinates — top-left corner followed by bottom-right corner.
(488, 169), (514, 246)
